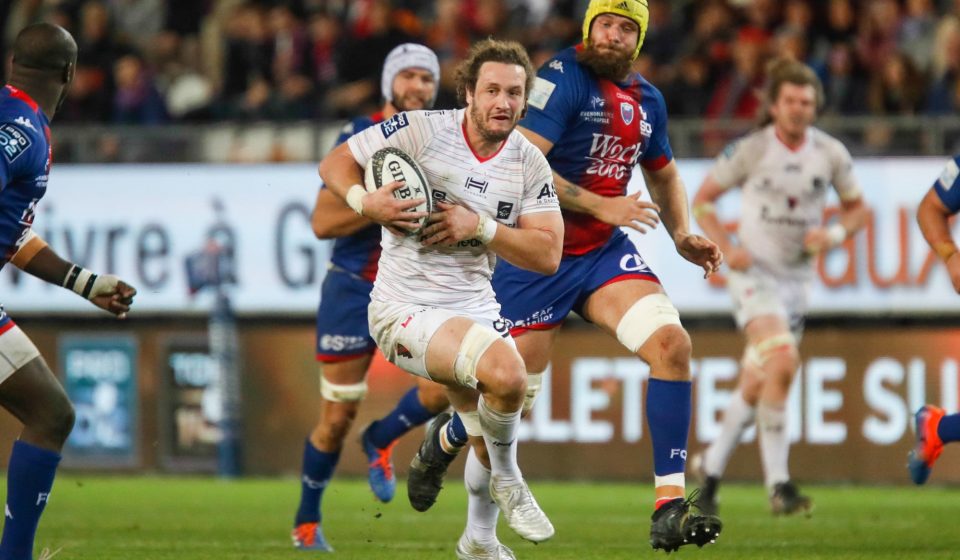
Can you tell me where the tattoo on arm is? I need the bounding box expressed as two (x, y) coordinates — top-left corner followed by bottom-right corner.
(564, 183), (581, 197)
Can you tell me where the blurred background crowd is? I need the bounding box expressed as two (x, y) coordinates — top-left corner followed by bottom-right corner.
(5, 0), (960, 160)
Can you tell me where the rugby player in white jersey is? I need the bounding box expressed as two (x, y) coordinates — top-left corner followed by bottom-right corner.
(319, 39), (563, 559)
(690, 58), (867, 515)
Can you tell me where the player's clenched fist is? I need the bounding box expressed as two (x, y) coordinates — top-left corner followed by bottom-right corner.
(88, 275), (138, 319)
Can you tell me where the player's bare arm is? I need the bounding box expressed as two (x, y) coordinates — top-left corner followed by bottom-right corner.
(311, 186), (371, 239)
(918, 188), (960, 293)
(643, 160), (723, 278)
(422, 203), (562, 275)
(803, 196), (868, 254)
(518, 125), (660, 232)
(693, 174), (751, 271)
(11, 238), (136, 318)
(318, 142), (428, 234)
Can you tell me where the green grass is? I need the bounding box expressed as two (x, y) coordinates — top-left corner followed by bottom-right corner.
(24, 477), (960, 559)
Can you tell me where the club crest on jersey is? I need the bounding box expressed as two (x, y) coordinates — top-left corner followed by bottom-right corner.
(0, 124), (31, 163)
(620, 102), (634, 125)
(379, 113), (409, 138)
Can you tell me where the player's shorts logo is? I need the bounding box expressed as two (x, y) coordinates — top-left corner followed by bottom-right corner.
(396, 343), (413, 359)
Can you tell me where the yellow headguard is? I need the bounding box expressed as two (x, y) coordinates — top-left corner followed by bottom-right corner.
(582, 0), (650, 61)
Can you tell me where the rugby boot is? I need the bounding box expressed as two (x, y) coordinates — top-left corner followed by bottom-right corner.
(360, 423), (397, 502)
(650, 491), (722, 553)
(908, 404), (945, 485)
(456, 534), (517, 560)
(407, 411), (457, 511)
(769, 481), (813, 516)
(489, 475), (555, 543)
(291, 522), (334, 552)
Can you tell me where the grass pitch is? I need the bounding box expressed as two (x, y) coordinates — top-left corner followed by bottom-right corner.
(26, 476), (960, 559)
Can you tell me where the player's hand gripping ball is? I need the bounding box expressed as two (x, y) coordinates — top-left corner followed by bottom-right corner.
(364, 147), (432, 235)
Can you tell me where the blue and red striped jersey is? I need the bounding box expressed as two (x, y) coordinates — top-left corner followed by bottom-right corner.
(520, 45), (673, 255)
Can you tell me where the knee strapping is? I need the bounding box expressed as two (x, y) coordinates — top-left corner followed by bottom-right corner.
(453, 323), (500, 389)
(522, 372), (543, 414)
(615, 294), (682, 353)
(319, 375), (367, 402)
(743, 333), (797, 369)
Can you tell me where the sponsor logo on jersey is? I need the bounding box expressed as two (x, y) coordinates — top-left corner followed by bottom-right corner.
(586, 134), (643, 180)
(528, 77), (556, 110)
(432, 190), (448, 203)
(396, 343), (413, 359)
(548, 59), (564, 73)
(812, 177), (826, 191)
(590, 96), (605, 110)
(620, 102), (634, 125)
(497, 201), (514, 219)
(536, 182), (557, 203)
(940, 159), (959, 190)
(785, 163), (802, 173)
(464, 176), (489, 195)
(379, 113), (410, 138)
(638, 105), (652, 138)
(0, 123), (32, 163)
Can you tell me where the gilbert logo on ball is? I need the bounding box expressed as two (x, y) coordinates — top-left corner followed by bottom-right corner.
(364, 147), (433, 234)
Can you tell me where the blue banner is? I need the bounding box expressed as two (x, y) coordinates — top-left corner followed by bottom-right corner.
(59, 335), (139, 468)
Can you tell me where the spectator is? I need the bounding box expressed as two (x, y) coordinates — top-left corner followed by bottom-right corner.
(113, 52), (168, 123)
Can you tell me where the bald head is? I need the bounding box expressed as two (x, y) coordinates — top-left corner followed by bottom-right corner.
(12, 23), (77, 73)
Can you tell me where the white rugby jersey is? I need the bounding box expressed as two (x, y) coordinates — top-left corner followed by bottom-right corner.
(347, 109), (560, 312)
(709, 125), (861, 277)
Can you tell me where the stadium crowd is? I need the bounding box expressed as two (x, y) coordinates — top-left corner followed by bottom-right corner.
(4, 0), (960, 125)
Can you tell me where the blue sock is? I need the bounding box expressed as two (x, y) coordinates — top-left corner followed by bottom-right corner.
(294, 439), (340, 526)
(0, 440), (61, 560)
(366, 387), (436, 449)
(445, 413), (468, 447)
(938, 412), (960, 443)
(646, 378), (692, 481)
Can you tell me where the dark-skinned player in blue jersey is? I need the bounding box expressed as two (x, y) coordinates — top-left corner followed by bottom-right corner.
(0, 23), (137, 560)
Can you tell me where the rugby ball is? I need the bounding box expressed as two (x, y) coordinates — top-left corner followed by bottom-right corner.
(363, 147), (432, 234)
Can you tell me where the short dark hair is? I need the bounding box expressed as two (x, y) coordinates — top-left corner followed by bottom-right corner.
(454, 39), (535, 106)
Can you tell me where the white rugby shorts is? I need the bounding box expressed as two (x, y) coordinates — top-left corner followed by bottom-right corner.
(0, 323), (41, 385)
(726, 268), (810, 340)
(368, 300), (514, 380)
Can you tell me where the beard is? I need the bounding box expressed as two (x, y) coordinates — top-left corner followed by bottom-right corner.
(392, 90), (432, 112)
(469, 102), (515, 143)
(576, 43), (633, 81)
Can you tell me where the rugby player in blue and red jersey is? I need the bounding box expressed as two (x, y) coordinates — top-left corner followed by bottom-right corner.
(0, 24), (137, 560)
(291, 43), (455, 552)
(908, 157), (960, 485)
(406, 0), (724, 553)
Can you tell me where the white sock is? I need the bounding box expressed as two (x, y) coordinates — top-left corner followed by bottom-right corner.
(703, 391), (755, 478)
(463, 446), (499, 545)
(757, 401), (790, 491)
(477, 396), (522, 484)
